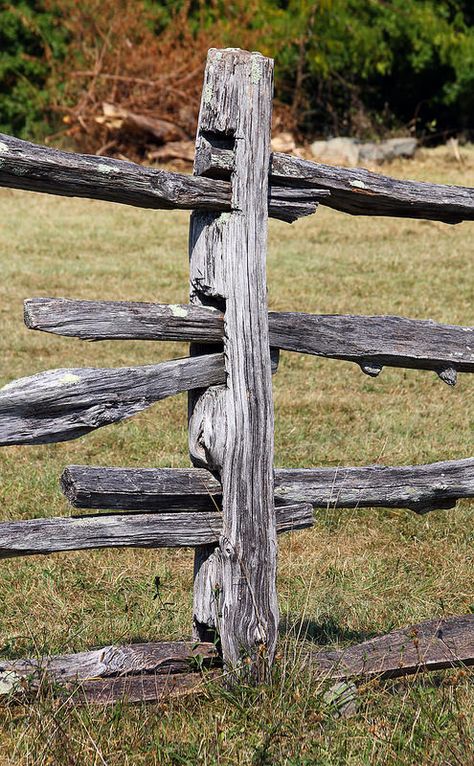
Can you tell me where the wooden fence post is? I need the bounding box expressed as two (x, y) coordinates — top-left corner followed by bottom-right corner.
(189, 48), (277, 679)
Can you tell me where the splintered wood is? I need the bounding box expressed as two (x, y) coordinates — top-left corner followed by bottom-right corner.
(188, 49), (278, 679)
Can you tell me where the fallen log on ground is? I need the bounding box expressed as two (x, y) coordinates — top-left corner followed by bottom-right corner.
(1, 615), (471, 705)
(310, 614), (474, 680)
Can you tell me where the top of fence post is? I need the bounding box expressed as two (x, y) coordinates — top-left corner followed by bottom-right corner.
(188, 48), (278, 681)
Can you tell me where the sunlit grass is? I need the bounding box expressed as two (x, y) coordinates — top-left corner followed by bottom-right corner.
(0, 147), (472, 764)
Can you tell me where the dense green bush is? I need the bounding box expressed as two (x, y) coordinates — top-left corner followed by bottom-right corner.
(251, 0), (474, 139)
(0, 0), (472, 143)
(0, 2), (67, 139)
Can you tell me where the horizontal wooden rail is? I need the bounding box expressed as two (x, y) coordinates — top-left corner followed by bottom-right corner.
(0, 354), (225, 445)
(0, 503), (312, 559)
(311, 614), (474, 680)
(0, 350), (279, 446)
(25, 297), (474, 383)
(1, 134), (472, 224)
(201, 143), (474, 224)
(62, 458), (474, 514)
(0, 134), (328, 223)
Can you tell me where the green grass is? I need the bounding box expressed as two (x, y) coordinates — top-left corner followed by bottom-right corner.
(0, 146), (473, 764)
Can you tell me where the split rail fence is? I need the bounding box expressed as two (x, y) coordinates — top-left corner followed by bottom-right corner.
(0, 48), (473, 703)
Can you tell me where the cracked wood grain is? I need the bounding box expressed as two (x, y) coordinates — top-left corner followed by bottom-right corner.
(3, 615), (470, 705)
(0, 354), (225, 445)
(310, 615), (474, 679)
(25, 297), (474, 384)
(188, 48), (278, 679)
(201, 144), (474, 224)
(0, 132), (326, 223)
(0, 502), (312, 559)
(0, 348), (280, 446)
(0, 641), (218, 681)
(61, 458), (474, 515)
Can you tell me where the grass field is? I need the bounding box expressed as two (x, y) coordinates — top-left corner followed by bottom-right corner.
(0, 147), (472, 765)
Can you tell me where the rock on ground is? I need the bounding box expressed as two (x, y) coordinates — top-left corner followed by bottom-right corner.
(310, 136), (417, 166)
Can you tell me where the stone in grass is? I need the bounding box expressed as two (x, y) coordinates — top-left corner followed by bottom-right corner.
(310, 136), (417, 167)
(359, 138), (417, 164)
(323, 680), (358, 719)
(310, 137), (360, 167)
(0, 670), (22, 696)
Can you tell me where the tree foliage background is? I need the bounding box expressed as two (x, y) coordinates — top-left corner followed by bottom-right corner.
(1, 0), (473, 154)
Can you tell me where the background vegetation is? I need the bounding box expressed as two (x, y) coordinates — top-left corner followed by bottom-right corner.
(1, 0), (473, 154)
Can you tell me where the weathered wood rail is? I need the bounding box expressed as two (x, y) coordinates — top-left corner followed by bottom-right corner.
(0, 133), (328, 223)
(1, 615), (472, 705)
(25, 297), (474, 383)
(3, 131), (474, 224)
(0, 47), (472, 702)
(200, 143), (474, 224)
(0, 502), (313, 559)
(0, 350), (281, 446)
(61, 458), (474, 515)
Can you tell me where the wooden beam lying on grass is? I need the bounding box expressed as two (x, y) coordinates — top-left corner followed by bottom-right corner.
(201, 143), (474, 223)
(0, 641), (218, 681)
(62, 458), (474, 515)
(310, 615), (474, 680)
(25, 297), (474, 383)
(0, 502), (313, 559)
(0, 641), (220, 705)
(2, 615), (472, 705)
(0, 133), (328, 223)
(70, 671), (218, 705)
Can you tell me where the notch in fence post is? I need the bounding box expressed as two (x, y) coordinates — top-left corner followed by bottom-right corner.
(188, 49), (277, 681)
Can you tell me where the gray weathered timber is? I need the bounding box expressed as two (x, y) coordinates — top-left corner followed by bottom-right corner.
(5, 615), (470, 705)
(0, 354), (225, 445)
(24, 297), (226, 344)
(201, 144), (474, 224)
(0, 502), (312, 560)
(269, 312), (474, 383)
(274, 460), (474, 513)
(0, 133), (229, 211)
(188, 49), (278, 678)
(0, 667), (217, 705)
(0, 641), (218, 681)
(0, 133), (326, 223)
(310, 615), (474, 680)
(78, 611), (474, 701)
(69, 671), (219, 705)
(25, 298), (474, 382)
(61, 465), (224, 512)
(62, 458), (474, 514)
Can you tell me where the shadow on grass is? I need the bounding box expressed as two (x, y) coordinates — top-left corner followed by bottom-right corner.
(279, 614), (376, 646)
